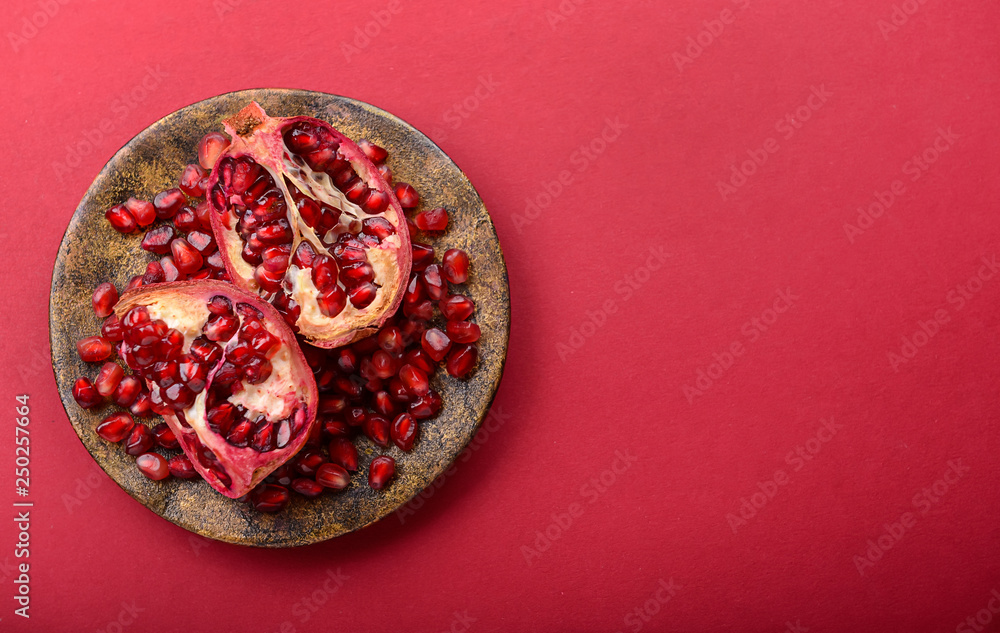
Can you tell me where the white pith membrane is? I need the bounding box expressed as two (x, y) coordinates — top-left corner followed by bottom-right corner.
(213, 113), (409, 348)
(115, 286), (314, 498)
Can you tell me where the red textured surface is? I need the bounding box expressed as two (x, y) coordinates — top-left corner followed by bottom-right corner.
(1, 0), (998, 631)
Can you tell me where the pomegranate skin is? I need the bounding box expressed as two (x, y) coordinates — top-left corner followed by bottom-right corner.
(207, 102), (412, 349)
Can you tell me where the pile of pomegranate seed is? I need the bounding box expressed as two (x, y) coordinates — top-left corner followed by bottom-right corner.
(71, 131), (480, 513)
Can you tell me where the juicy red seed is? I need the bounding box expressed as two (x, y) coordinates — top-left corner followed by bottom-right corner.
(358, 139), (388, 164)
(312, 255), (339, 291)
(317, 286), (348, 317)
(378, 163), (393, 183)
(447, 344), (478, 379)
(151, 422), (179, 449)
(348, 283), (378, 309)
(174, 207), (199, 231)
(227, 420), (253, 447)
(244, 357), (273, 384)
(364, 415), (391, 448)
(207, 295), (233, 316)
(77, 336), (113, 363)
(368, 456), (395, 490)
(375, 327), (403, 355)
(123, 423), (154, 456)
(363, 190), (390, 214)
(252, 422), (276, 453)
(171, 238), (204, 274)
(130, 392), (152, 417)
(194, 200), (213, 230)
(143, 260), (165, 285)
(94, 362), (124, 397)
(294, 451), (327, 477)
(96, 412), (135, 442)
(346, 407), (367, 427)
(405, 349), (435, 374)
(373, 391), (398, 416)
(316, 463), (351, 489)
(423, 265), (447, 301)
(284, 123), (322, 154)
(198, 131), (230, 170)
(179, 164), (209, 197)
(126, 275), (144, 291)
(250, 484), (290, 512)
(92, 283), (119, 318)
(389, 378), (411, 403)
(318, 394), (348, 415)
(440, 294), (475, 321)
(136, 453), (170, 481)
(405, 300), (434, 321)
(123, 197), (156, 227)
(204, 314), (239, 342)
(392, 413), (419, 451)
(340, 262), (375, 285)
(323, 419), (351, 437)
(187, 230), (216, 255)
(414, 207), (449, 231)
(112, 375), (141, 407)
(394, 182), (420, 209)
(326, 437), (359, 472)
(160, 256), (183, 282)
(292, 241), (317, 268)
(345, 180), (370, 205)
(399, 364), (430, 396)
(411, 243), (435, 271)
(408, 390), (442, 419)
(361, 217), (395, 241)
(334, 348), (357, 374)
(168, 455), (198, 478)
(442, 249), (470, 284)
(404, 275), (425, 305)
(254, 265), (284, 293)
(188, 338), (221, 365)
(421, 328), (452, 362)
(105, 204), (137, 234)
(73, 377), (103, 409)
(447, 320), (481, 344)
(153, 188), (187, 220)
(140, 225), (176, 255)
(291, 478), (324, 498)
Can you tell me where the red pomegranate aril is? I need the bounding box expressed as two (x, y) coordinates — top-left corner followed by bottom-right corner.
(171, 238), (204, 274)
(405, 300), (435, 321)
(325, 436), (358, 472)
(364, 415), (391, 447)
(447, 320), (481, 343)
(368, 456), (395, 490)
(153, 188), (187, 220)
(348, 283), (378, 309)
(244, 357), (273, 384)
(423, 265), (447, 301)
(72, 377), (103, 409)
(105, 204), (136, 234)
(323, 419), (350, 437)
(345, 406), (366, 427)
(440, 294), (475, 321)
(188, 230), (217, 255)
(404, 348), (436, 374)
(96, 412), (135, 442)
(252, 421), (276, 453)
(174, 207), (200, 232)
(358, 139), (388, 164)
(124, 424), (155, 456)
(291, 478), (324, 498)
(122, 198), (155, 228)
(254, 265), (284, 293)
(168, 454), (198, 478)
(203, 314), (238, 342)
(112, 375), (141, 407)
(447, 344), (478, 379)
(377, 163), (393, 183)
(101, 314), (124, 342)
(414, 207), (449, 231)
(92, 282), (119, 318)
(394, 182), (419, 209)
(361, 217), (394, 241)
(136, 453), (170, 481)
(294, 451), (327, 477)
(77, 336), (113, 363)
(442, 249), (470, 284)
(126, 275), (144, 291)
(160, 256), (183, 282)
(311, 255), (339, 291)
(404, 275), (425, 305)
(372, 390), (398, 417)
(180, 164), (209, 197)
(141, 225), (176, 254)
(226, 420), (253, 447)
(130, 392), (152, 417)
(143, 261), (165, 285)
(377, 326), (405, 354)
(408, 390), (442, 419)
(391, 413), (418, 451)
(363, 190), (390, 214)
(94, 362), (124, 397)
(316, 463), (351, 489)
(151, 422), (179, 449)
(411, 243), (435, 271)
(198, 131), (231, 170)
(421, 328), (452, 362)
(314, 285), (345, 318)
(250, 484), (290, 512)
(398, 364), (430, 396)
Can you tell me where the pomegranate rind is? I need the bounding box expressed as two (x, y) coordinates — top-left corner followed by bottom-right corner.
(207, 102), (412, 349)
(115, 280), (319, 498)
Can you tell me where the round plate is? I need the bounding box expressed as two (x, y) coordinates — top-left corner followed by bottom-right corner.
(49, 89), (509, 547)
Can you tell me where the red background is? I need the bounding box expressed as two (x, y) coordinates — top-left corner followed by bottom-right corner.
(1, 0), (998, 631)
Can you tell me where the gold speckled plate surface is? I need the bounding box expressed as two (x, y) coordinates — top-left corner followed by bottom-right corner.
(49, 89), (510, 547)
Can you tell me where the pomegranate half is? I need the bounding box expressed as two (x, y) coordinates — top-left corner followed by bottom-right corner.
(207, 102), (412, 348)
(114, 280), (318, 498)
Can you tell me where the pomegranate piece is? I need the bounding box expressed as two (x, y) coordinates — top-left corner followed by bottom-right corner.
(94, 362), (124, 397)
(136, 453), (171, 480)
(391, 413), (418, 451)
(316, 463), (350, 490)
(105, 204), (137, 233)
(442, 249), (470, 284)
(72, 377), (103, 409)
(414, 207), (449, 232)
(357, 139), (388, 164)
(368, 456), (395, 490)
(446, 320), (481, 343)
(77, 336), (113, 363)
(113, 280), (319, 499)
(206, 102), (412, 348)
(96, 412), (135, 443)
(250, 484), (290, 512)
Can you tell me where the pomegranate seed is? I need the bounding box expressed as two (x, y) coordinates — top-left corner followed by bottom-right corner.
(94, 362), (124, 397)
(151, 422), (179, 449)
(411, 243), (435, 271)
(368, 456), (395, 490)
(250, 484), (290, 512)
(421, 328), (452, 362)
(174, 206), (199, 231)
(311, 255), (339, 291)
(348, 282), (378, 309)
(168, 454), (198, 478)
(105, 204), (137, 233)
(364, 415), (391, 447)
(136, 453), (170, 481)
(124, 424), (155, 456)
(363, 190), (390, 214)
(316, 463), (351, 490)
(408, 390), (442, 419)
(440, 294), (475, 321)
(291, 478), (324, 498)
(423, 265), (447, 301)
(377, 163), (393, 183)
(124, 198), (156, 227)
(227, 420), (253, 447)
(399, 364), (430, 396)
(447, 344), (478, 379)
(405, 300), (434, 321)
(171, 238), (203, 274)
(404, 349), (435, 375)
(394, 182), (420, 209)
(180, 164), (209, 197)
(328, 437), (359, 471)
(203, 314), (239, 342)
(102, 314), (124, 341)
(294, 451), (327, 477)
(160, 256), (183, 282)
(141, 225), (175, 254)
(392, 413), (419, 451)
(111, 375), (141, 407)
(317, 285), (348, 317)
(442, 249), (470, 284)
(318, 394), (348, 416)
(72, 377), (102, 409)
(194, 200), (213, 230)
(377, 327), (405, 354)
(358, 139), (388, 164)
(373, 390), (398, 417)
(96, 412), (135, 442)
(143, 261), (165, 285)
(91, 282), (119, 318)
(323, 419), (351, 437)
(130, 392), (152, 417)
(198, 131), (231, 170)
(126, 275), (144, 291)
(447, 320), (481, 343)
(187, 230), (216, 255)
(346, 407), (367, 427)
(414, 207), (448, 231)
(77, 336), (113, 363)
(153, 188), (187, 220)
